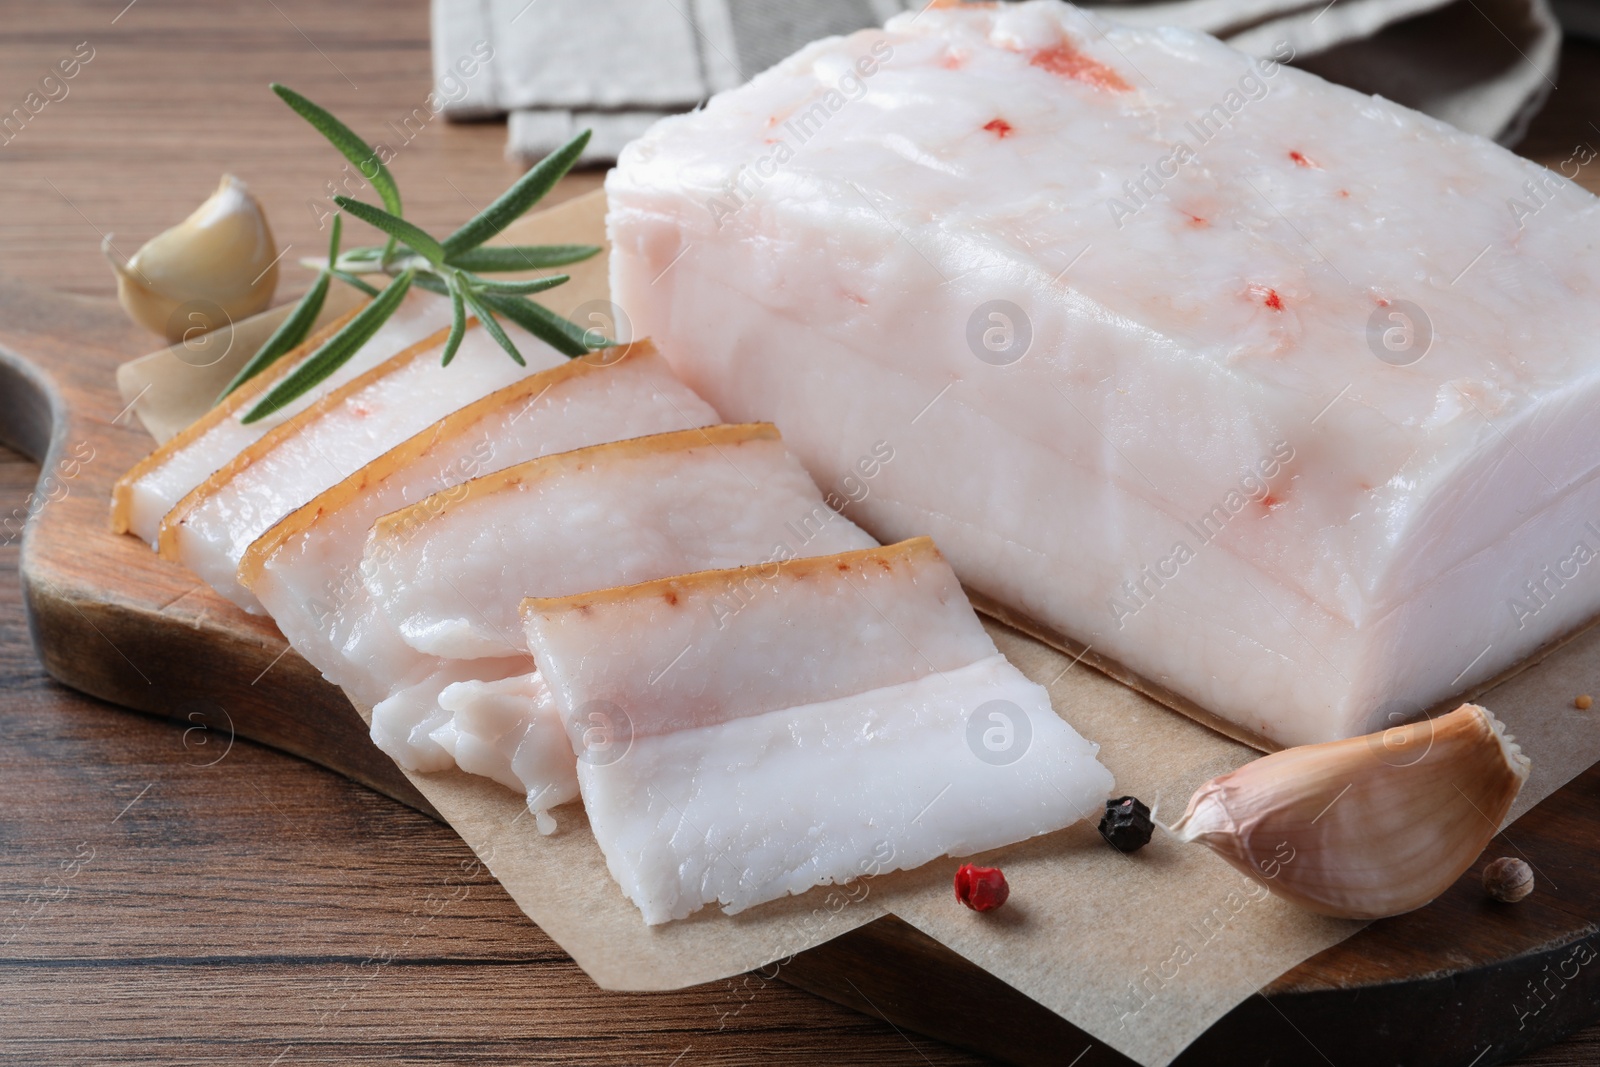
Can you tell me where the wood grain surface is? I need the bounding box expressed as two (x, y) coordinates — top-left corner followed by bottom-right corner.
(3, 1), (1600, 1064)
(0, 441), (989, 1067)
(5, 229), (1598, 1065)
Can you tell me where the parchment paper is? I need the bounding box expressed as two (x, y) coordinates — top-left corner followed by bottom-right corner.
(114, 282), (366, 443)
(122, 190), (1600, 1067)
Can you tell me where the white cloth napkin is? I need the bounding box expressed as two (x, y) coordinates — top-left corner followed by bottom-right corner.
(434, 0), (1561, 161)
(432, 0), (1562, 156)
(434, 0), (910, 163)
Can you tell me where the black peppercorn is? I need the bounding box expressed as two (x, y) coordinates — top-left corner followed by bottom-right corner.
(1099, 795), (1153, 852)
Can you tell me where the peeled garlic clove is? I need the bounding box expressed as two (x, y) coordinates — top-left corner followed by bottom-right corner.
(104, 174), (279, 342)
(1171, 703), (1530, 920)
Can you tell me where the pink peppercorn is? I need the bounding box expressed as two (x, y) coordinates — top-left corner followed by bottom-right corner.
(953, 863), (1009, 912)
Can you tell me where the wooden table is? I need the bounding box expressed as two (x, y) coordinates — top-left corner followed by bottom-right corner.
(0, 2), (1596, 1062)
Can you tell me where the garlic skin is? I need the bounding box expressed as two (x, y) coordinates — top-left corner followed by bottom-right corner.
(104, 174), (279, 342)
(1171, 704), (1530, 920)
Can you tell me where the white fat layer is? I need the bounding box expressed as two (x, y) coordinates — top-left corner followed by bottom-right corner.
(366, 434), (877, 660)
(580, 654), (1112, 924)
(250, 355), (720, 773)
(358, 428), (875, 793)
(432, 671), (578, 829)
(171, 318), (564, 611)
(369, 655), (531, 772)
(253, 354), (717, 705)
(125, 289), (453, 545)
(526, 541), (996, 739)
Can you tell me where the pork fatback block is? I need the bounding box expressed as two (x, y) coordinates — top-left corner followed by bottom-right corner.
(607, 0), (1600, 746)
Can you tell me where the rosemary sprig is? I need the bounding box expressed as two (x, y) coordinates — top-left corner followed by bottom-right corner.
(460, 282), (526, 367)
(333, 196), (444, 265)
(471, 274), (572, 296)
(272, 84), (401, 219)
(272, 82), (402, 264)
(216, 212), (341, 403)
(440, 130), (590, 256)
(328, 268), (381, 298)
(447, 245), (598, 271)
(225, 84), (602, 419)
(243, 270), (416, 424)
(477, 290), (595, 357)
(441, 275), (468, 367)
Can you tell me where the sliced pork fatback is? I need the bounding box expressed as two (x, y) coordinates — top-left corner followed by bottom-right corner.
(607, 0), (1600, 745)
(368, 654), (534, 777)
(364, 423), (873, 660)
(159, 317), (563, 611)
(432, 672), (575, 833)
(358, 422), (876, 814)
(522, 538), (1112, 924)
(239, 345), (719, 769)
(112, 289), (454, 546)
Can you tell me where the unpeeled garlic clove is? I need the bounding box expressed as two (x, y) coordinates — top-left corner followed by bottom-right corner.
(104, 174), (279, 342)
(1170, 703), (1530, 920)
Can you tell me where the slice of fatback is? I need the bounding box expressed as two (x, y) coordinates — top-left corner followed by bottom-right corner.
(520, 538), (1112, 924)
(368, 654), (533, 773)
(159, 315), (563, 611)
(241, 345), (720, 761)
(112, 288), (454, 546)
(432, 672), (576, 834)
(358, 421), (876, 811)
(364, 422), (874, 660)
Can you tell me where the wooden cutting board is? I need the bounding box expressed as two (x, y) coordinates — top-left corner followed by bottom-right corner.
(2, 272), (1597, 1067)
